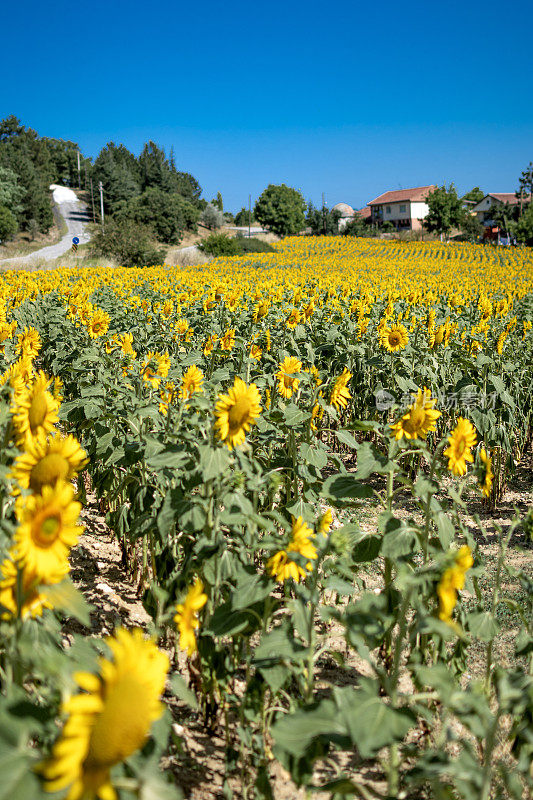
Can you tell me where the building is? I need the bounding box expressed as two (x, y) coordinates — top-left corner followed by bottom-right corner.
(367, 185), (436, 231)
(471, 193), (530, 226)
(331, 202), (356, 230)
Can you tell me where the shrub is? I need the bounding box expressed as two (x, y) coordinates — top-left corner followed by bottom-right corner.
(198, 233), (240, 257)
(201, 203), (225, 230)
(90, 219), (166, 267)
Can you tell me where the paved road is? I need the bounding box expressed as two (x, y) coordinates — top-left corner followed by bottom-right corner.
(0, 189), (91, 266)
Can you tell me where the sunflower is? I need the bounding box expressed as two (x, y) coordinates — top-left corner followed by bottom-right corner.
(141, 351), (169, 387)
(11, 371), (60, 446)
(203, 334), (217, 357)
(13, 481), (83, 583)
(41, 628), (169, 800)
(219, 329), (236, 352)
(249, 343), (262, 360)
(158, 381), (175, 416)
(330, 368), (352, 410)
(87, 309), (110, 339)
(16, 326), (41, 358)
(276, 356), (302, 399)
(267, 517), (318, 583)
(478, 448), (494, 498)
(0, 554), (54, 620)
(437, 545), (474, 623)
(119, 333), (136, 358)
(318, 508), (333, 536)
(214, 377), (261, 449)
(286, 308), (301, 329)
(178, 365), (204, 401)
(174, 578), (208, 656)
(10, 432), (87, 494)
(444, 418), (477, 476)
(380, 324), (409, 352)
(390, 387), (441, 441)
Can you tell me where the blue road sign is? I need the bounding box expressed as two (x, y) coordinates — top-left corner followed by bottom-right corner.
(72, 237), (80, 245)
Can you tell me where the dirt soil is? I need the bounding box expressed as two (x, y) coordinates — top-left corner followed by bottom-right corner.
(67, 447), (532, 799)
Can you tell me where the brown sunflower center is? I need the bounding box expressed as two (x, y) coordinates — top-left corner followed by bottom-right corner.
(28, 391), (49, 432)
(406, 407), (426, 432)
(389, 332), (401, 346)
(228, 397), (252, 433)
(32, 511), (61, 547)
(85, 676), (152, 768)
(30, 454), (70, 493)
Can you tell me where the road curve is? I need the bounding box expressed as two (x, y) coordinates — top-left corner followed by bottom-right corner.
(0, 186), (91, 266)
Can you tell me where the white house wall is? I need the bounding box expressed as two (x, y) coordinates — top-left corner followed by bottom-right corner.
(410, 201), (429, 220)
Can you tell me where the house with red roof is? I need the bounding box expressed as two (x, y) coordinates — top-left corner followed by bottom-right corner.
(367, 185), (436, 231)
(471, 193), (530, 225)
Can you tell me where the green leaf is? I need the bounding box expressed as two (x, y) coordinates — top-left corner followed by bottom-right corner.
(41, 579), (93, 627)
(169, 673), (198, 710)
(466, 611), (499, 642)
(198, 446), (231, 481)
(283, 404), (311, 426)
(335, 429), (358, 449)
(299, 444), (328, 470)
(322, 475), (374, 503)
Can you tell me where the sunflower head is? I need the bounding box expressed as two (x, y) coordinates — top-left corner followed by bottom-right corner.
(276, 356), (302, 399)
(42, 628), (169, 800)
(443, 418), (477, 476)
(174, 578), (208, 656)
(478, 448), (494, 498)
(390, 386), (441, 441)
(10, 432), (87, 494)
(214, 377), (262, 450)
(11, 371), (60, 446)
(380, 324), (409, 352)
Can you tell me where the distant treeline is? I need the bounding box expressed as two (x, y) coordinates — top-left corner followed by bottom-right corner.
(0, 115), (207, 245)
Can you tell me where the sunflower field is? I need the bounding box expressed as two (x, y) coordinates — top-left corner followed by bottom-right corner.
(0, 236), (532, 800)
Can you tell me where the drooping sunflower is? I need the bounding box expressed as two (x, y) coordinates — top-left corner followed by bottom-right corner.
(437, 545), (474, 623)
(11, 371), (60, 446)
(318, 508), (333, 536)
(478, 448), (494, 498)
(174, 578), (208, 656)
(329, 368), (352, 411)
(41, 628), (169, 800)
(219, 329), (236, 352)
(10, 432), (87, 494)
(443, 418), (477, 476)
(13, 481), (83, 583)
(390, 387), (441, 441)
(380, 323), (409, 352)
(249, 343), (262, 360)
(203, 334), (217, 357)
(286, 308), (301, 329)
(119, 333), (136, 358)
(267, 516), (318, 583)
(16, 326), (41, 358)
(276, 356), (302, 399)
(214, 377), (261, 449)
(178, 365), (204, 401)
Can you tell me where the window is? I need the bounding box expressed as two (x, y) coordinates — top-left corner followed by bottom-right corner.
(399, 204), (406, 213)
(386, 206), (391, 214)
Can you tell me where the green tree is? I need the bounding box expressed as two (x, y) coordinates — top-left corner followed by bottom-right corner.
(490, 202), (519, 236)
(0, 205), (17, 241)
(234, 207), (254, 227)
(515, 203), (533, 245)
(306, 202), (342, 235)
(211, 191), (223, 211)
(462, 186), (484, 204)
(517, 161), (533, 208)
(254, 184), (306, 237)
(424, 185), (464, 239)
(458, 210), (483, 242)
(92, 143), (140, 215)
(0, 166), (24, 216)
(341, 212), (374, 238)
(118, 188), (199, 244)
(90, 218), (165, 267)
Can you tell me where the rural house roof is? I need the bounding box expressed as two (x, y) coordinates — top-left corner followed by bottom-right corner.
(367, 185), (436, 206)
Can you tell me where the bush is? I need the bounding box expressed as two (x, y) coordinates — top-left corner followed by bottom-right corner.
(90, 219), (166, 267)
(117, 188), (199, 245)
(0, 205), (18, 242)
(198, 233), (241, 257)
(199, 234), (276, 257)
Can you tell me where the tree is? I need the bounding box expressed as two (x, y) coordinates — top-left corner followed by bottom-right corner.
(90, 218), (165, 267)
(342, 212), (374, 238)
(0, 165), (24, 216)
(92, 143), (140, 215)
(458, 210), (483, 242)
(517, 161), (533, 208)
(424, 185), (464, 239)
(201, 203), (225, 230)
(462, 187), (484, 204)
(490, 202), (519, 236)
(515, 203), (533, 245)
(118, 188), (199, 244)
(211, 191), (223, 211)
(254, 184), (306, 237)
(306, 202), (342, 235)
(0, 205), (17, 241)
(234, 207), (254, 227)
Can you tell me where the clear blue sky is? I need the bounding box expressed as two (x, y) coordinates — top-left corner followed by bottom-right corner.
(3, 0), (532, 211)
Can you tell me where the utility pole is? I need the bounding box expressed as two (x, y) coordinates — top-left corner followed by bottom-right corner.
(99, 181), (104, 231)
(248, 194), (251, 238)
(90, 179), (96, 223)
(77, 151), (81, 189)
